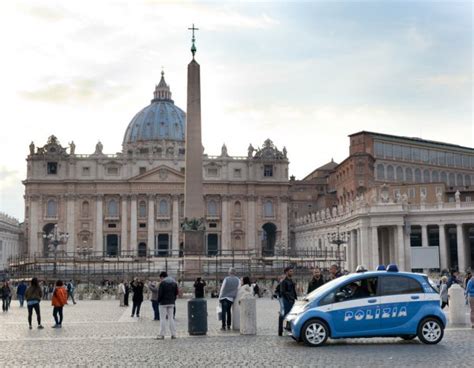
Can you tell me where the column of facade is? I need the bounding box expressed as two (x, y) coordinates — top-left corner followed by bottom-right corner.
(438, 224), (448, 270)
(350, 230), (357, 272)
(65, 194), (75, 254)
(221, 196), (229, 252)
(456, 224), (467, 272)
(404, 225), (412, 271)
(421, 224), (429, 272)
(121, 195), (128, 254)
(95, 195), (103, 254)
(130, 195), (137, 254)
(171, 195), (180, 256)
(147, 195), (155, 256)
(371, 226), (379, 270)
(247, 196), (256, 252)
(359, 226), (369, 268)
(388, 228), (398, 265)
(29, 195), (40, 256)
(396, 225), (406, 271)
(280, 197), (288, 251)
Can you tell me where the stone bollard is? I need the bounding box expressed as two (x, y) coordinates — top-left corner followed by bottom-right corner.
(240, 296), (257, 335)
(448, 284), (468, 326)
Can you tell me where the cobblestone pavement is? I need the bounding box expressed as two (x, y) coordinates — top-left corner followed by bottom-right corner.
(0, 298), (472, 367)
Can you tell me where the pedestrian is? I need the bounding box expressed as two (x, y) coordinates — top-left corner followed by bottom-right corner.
(218, 267), (240, 331)
(156, 272), (178, 340)
(253, 282), (260, 298)
(124, 282), (130, 306)
(466, 276), (474, 328)
(130, 278), (144, 317)
(439, 276), (449, 309)
(463, 272), (472, 305)
(232, 276), (253, 331)
(42, 282), (49, 300)
(280, 266), (297, 318)
(1, 281), (12, 312)
(66, 280), (77, 304)
(25, 278), (44, 329)
(148, 280), (160, 321)
(307, 267), (325, 294)
(51, 280), (68, 328)
(118, 281), (126, 307)
(17, 280), (27, 307)
(193, 277), (206, 298)
(447, 270), (460, 289)
(328, 264), (342, 281)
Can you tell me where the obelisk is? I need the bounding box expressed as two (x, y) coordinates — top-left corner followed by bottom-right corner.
(183, 24), (205, 255)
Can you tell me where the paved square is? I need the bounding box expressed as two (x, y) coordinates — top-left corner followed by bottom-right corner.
(0, 298), (472, 367)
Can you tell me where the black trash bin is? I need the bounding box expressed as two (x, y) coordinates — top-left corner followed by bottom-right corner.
(188, 298), (208, 335)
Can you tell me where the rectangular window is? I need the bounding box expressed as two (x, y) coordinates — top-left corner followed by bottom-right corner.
(47, 162), (58, 175)
(438, 151), (446, 166)
(374, 141), (384, 157)
(106, 167), (119, 175)
(139, 223), (146, 228)
(383, 143), (393, 158)
(139, 167), (146, 175)
(411, 148), (421, 162)
(462, 155), (470, 168)
(402, 146), (411, 161)
(446, 152), (454, 166)
(233, 168), (242, 178)
(454, 154), (462, 167)
(392, 145), (402, 159)
(264, 165), (273, 177)
(429, 150), (438, 165)
(207, 167), (218, 177)
(82, 167), (90, 176)
(420, 149), (429, 163)
(107, 223), (117, 228)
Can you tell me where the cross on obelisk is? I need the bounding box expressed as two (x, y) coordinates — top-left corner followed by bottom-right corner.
(188, 23), (199, 58)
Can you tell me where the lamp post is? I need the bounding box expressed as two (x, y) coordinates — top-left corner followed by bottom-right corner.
(42, 224), (69, 275)
(327, 226), (348, 269)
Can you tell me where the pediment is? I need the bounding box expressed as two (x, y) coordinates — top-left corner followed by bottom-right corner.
(129, 165), (184, 183)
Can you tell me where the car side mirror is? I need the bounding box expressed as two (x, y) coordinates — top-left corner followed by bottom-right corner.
(336, 292), (346, 301)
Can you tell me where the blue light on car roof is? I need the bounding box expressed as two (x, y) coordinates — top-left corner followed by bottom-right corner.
(376, 265), (386, 271)
(386, 264), (399, 272)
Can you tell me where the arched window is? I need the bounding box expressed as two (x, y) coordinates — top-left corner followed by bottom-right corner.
(432, 171), (439, 182)
(440, 171), (447, 184)
(47, 199), (57, 217)
(448, 173), (455, 186)
(108, 199), (118, 217)
(414, 168), (422, 183)
(81, 201), (90, 218)
(263, 200), (274, 218)
(138, 200), (147, 218)
(234, 201), (242, 217)
(465, 175), (471, 186)
(456, 174), (463, 186)
(376, 164), (385, 180)
(405, 168), (413, 182)
(396, 166), (404, 181)
(423, 169), (430, 183)
(207, 200), (218, 216)
(386, 165), (394, 181)
(159, 199), (169, 215)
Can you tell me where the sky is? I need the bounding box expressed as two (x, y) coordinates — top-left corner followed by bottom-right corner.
(0, 0), (472, 221)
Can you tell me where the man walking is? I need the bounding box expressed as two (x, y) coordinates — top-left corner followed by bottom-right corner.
(307, 267), (325, 294)
(156, 272), (178, 340)
(280, 267), (297, 319)
(218, 268), (240, 331)
(66, 280), (76, 305)
(17, 280), (27, 307)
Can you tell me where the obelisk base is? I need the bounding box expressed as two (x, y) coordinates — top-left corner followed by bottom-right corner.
(184, 230), (205, 278)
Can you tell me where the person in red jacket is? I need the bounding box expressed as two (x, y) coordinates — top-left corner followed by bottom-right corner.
(51, 280), (68, 328)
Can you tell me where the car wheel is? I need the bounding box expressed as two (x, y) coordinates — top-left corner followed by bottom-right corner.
(301, 319), (329, 347)
(401, 335), (416, 341)
(417, 317), (444, 344)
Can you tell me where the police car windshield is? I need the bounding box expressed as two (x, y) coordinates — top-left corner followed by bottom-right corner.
(304, 275), (352, 302)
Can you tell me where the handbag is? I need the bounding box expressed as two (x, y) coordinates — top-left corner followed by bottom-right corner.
(216, 304), (222, 321)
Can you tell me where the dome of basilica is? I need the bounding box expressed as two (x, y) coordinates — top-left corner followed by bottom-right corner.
(122, 72), (185, 146)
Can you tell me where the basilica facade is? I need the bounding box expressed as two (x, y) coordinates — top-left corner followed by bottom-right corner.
(23, 73), (290, 259)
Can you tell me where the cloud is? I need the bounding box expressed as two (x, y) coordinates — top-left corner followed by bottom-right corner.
(415, 74), (471, 88)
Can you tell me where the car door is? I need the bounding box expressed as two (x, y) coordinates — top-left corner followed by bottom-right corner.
(329, 276), (380, 337)
(378, 275), (425, 333)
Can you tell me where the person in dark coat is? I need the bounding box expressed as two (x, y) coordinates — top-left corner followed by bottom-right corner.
(156, 272), (179, 340)
(280, 267), (297, 317)
(130, 278), (144, 317)
(307, 267), (325, 294)
(193, 277), (206, 298)
(124, 282), (130, 307)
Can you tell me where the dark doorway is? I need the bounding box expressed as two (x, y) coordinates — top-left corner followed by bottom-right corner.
(106, 234), (119, 257)
(410, 226), (421, 247)
(42, 223), (56, 256)
(207, 234), (218, 256)
(138, 242), (147, 257)
(262, 223), (277, 256)
(157, 234), (169, 257)
(447, 226), (458, 270)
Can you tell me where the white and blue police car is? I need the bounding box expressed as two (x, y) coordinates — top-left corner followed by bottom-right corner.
(284, 264), (446, 347)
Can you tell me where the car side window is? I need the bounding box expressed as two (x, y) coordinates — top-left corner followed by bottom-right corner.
(319, 291), (335, 306)
(334, 277), (378, 303)
(380, 276), (424, 296)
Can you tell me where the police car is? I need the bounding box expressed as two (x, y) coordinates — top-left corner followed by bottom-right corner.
(284, 265), (446, 347)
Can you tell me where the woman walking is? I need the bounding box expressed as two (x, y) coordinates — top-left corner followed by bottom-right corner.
(130, 278), (144, 318)
(25, 278), (44, 329)
(439, 276), (449, 309)
(51, 280), (68, 328)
